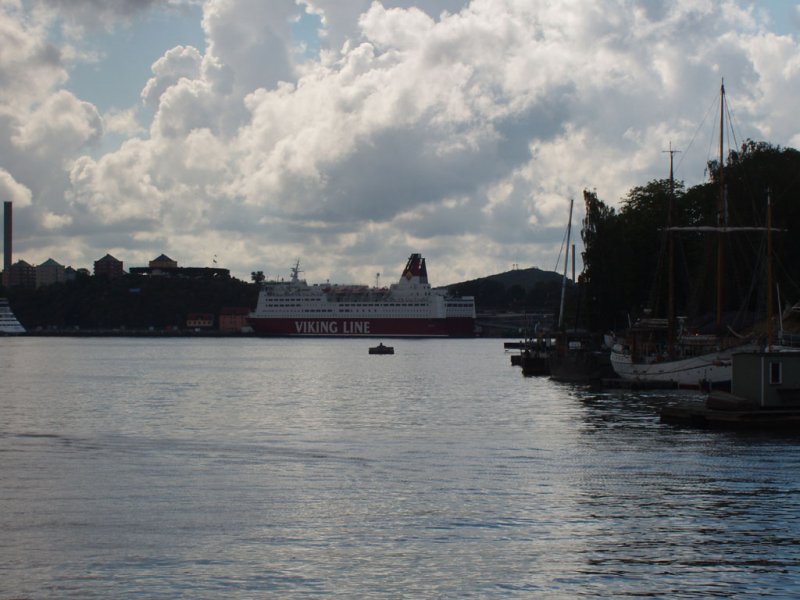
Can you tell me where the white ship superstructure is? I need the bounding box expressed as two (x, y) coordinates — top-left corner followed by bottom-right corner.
(0, 298), (25, 335)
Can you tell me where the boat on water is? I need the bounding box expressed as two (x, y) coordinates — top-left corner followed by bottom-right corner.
(546, 197), (615, 384)
(248, 253), (476, 337)
(369, 343), (394, 355)
(549, 331), (615, 384)
(0, 298), (25, 335)
(516, 334), (552, 376)
(609, 318), (758, 389)
(610, 81), (775, 390)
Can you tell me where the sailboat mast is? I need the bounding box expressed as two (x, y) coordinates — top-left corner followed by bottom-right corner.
(767, 189), (773, 351)
(666, 144), (678, 356)
(558, 197), (574, 329)
(716, 80), (726, 332)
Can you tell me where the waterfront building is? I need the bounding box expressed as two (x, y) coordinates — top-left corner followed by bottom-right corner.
(150, 254), (178, 269)
(219, 307), (251, 333)
(94, 254), (124, 279)
(36, 258), (66, 287)
(187, 313), (214, 329)
(7, 260), (36, 289)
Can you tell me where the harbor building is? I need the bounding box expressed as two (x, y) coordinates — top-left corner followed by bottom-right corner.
(36, 258), (66, 287)
(94, 254), (124, 279)
(6, 260), (36, 289)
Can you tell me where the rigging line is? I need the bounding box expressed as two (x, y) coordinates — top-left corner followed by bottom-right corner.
(773, 252), (800, 297)
(724, 93), (740, 155)
(553, 209), (570, 273)
(674, 91), (719, 176)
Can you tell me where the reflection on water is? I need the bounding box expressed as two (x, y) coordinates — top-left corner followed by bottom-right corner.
(1, 337), (799, 598)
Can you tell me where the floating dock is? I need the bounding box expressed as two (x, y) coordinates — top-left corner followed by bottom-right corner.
(660, 351), (800, 430)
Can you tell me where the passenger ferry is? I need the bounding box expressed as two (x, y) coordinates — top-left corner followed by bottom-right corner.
(248, 254), (476, 337)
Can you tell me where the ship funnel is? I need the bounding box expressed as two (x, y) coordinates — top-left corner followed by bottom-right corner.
(401, 253), (428, 284)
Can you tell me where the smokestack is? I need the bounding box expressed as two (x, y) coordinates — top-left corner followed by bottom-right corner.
(3, 201), (10, 277)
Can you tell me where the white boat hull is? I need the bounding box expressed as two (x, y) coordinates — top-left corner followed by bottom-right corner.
(610, 344), (758, 388)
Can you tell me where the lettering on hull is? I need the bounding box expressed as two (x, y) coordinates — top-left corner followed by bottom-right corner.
(248, 317), (468, 336)
(293, 321), (371, 335)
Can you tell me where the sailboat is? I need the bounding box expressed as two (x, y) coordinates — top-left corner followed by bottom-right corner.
(610, 81), (771, 389)
(547, 197), (615, 383)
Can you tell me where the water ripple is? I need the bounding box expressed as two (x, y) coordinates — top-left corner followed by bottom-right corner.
(2, 338), (800, 598)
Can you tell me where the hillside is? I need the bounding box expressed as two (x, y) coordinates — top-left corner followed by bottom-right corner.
(447, 266), (567, 313)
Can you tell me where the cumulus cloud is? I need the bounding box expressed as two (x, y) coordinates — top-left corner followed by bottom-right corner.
(12, 89), (102, 157)
(2, 0), (800, 284)
(32, 0), (187, 34)
(141, 44), (203, 108)
(103, 107), (145, 137)
(0, 168), (33, 207)
(0, 4), (67, 106)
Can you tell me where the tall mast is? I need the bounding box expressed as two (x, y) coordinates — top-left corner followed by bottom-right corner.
(716, 79), (726, 332)
(665, 143), (679, 356)
(767, 189), (773, 351)
(558, 197), (574, 329)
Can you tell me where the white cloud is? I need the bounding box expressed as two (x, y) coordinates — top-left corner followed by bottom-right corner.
(202, 0), (298, 93)
(103, 107), (144, 137)
(141, 44), (203, 108)
(41, 210), (73, 229)
(32, 0), (185, 34)
(0, 167), (33, 207)
(67, 138), (163, 223)
(0, 4), (67, 107)
(12, 89), (102, 157)
(1, 0), (800, 283)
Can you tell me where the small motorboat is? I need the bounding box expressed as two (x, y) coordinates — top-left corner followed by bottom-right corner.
(369, 342), (394, 355)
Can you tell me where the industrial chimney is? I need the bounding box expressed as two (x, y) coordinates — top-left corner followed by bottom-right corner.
(3, 201), (10, 284)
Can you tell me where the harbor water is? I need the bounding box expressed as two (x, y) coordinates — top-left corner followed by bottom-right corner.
(2, 337), (800, 598)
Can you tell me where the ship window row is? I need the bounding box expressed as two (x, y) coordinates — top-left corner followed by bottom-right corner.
(268, 302), (427, 307)
(337, 303), (426, 307)
(266, 308), (430, 314)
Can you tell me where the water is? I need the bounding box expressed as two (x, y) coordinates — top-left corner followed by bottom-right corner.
(2, 337), (800, 598)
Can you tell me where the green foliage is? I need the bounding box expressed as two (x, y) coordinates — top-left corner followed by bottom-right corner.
(581, 140), (800, 331)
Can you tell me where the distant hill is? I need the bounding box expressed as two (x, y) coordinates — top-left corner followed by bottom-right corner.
(445, 267), (567, 312)
(446, 266), (565, 291)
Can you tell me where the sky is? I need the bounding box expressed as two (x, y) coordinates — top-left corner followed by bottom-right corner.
(1, 0), (800, 286)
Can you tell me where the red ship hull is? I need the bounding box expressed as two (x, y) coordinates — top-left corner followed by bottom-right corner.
(248, 316), (464, 337)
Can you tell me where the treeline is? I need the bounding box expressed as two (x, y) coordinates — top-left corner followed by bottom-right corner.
(4, 274), (257, 331)
(578, 140), (800, 333)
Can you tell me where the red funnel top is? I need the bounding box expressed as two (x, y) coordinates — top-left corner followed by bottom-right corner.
(401, 253), (428, 283)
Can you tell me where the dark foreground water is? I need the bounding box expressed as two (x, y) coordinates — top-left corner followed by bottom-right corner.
(2, 337), (800, 598)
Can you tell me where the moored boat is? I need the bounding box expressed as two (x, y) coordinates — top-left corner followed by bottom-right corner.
(248, 254), (476, 337)
(369, 343), (394, 355)
(549, 331), (615, 384)
(610, 82), (776, 390)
